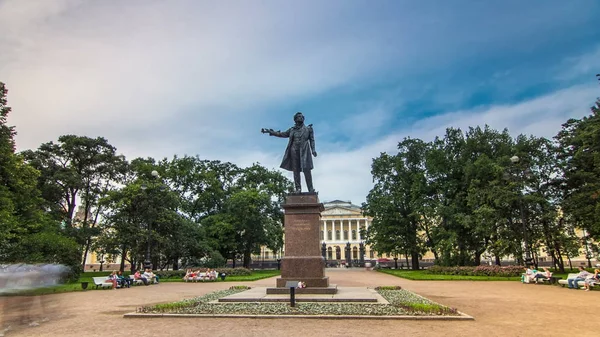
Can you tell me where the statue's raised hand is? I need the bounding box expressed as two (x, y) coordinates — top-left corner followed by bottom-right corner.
(261, 128), (273, 135)
(312, 151), (318, 157)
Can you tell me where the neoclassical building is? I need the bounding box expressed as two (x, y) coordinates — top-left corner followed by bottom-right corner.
(320, 200), (377, 263)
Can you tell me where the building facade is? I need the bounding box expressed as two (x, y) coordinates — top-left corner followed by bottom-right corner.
(319, 200), (373, 264)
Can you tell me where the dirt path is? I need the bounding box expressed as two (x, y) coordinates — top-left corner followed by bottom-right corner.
(2, 269), (599, 337)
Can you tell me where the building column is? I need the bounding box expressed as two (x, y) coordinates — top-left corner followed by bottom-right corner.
(323, 220), (327, 242)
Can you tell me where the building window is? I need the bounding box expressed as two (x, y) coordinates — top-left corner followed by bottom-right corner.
(335, 246), (341, 260)
(327, 247), (332, 260)
(353, 247), (358, 259)
(328, 230), (332, 240)
(369, 250), (374, 258)
(320, 231), (324, 240)
(336, 230), (340, 240)
(343, 230), (348, 241)
(265, 251), (269, 259)
(352, 230), (356, 240)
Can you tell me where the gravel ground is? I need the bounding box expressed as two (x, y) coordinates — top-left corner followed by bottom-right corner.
(1, 268), (599, 337)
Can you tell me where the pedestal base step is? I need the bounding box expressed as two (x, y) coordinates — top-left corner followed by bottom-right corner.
(266, 285), (337, 295)
(218, 286), (382, 304)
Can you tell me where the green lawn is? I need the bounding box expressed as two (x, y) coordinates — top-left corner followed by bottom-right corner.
(379, 269), (574, 281)
(379, 269), (521, 281)
(4, 270), (281, 296)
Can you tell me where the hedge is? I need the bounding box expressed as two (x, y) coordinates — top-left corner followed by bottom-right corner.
(154, 267), (252, 279)
(427, 265), (524, 277)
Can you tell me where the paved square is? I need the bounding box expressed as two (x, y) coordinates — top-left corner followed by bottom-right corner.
(2, 268), (599, 337)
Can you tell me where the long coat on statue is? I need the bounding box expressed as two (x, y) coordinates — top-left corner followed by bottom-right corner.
(271, 124), (315, 172)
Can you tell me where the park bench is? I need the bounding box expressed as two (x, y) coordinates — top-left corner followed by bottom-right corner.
(185, 272), (218, 282)
(558, 273), (600, 289)
(521, 273), (560, 285)
(92, 277), (113, 289)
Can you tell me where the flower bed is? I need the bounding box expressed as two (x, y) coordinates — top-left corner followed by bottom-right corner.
(137, 286), (459, 316)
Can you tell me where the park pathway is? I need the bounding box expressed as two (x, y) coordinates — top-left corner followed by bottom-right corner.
(2, 268), (599, 337)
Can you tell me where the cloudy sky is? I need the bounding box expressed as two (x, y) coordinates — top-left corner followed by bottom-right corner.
(1, 0), (599, 204)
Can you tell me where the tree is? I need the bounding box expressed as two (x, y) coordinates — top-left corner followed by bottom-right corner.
(22, 135), (127, 270)
(224, 189), (282, 268)
(556, 82), (600, 241)
(0, 82), (80, 274)
(363, 138), (429, 270)
(162, 156), (240, 222)
(201, 163), (292, 267)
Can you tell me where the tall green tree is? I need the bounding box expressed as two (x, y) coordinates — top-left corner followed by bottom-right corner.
(363, 138), (429, 269)
(201, 163), (292, 267)
(556, 81), (600, 241)
(22, 135), (127, 270)
(0, 82), (80, 273)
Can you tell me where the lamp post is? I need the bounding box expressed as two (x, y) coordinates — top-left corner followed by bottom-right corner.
(142, 170), (160, 270)
(508, 156), (532, 266)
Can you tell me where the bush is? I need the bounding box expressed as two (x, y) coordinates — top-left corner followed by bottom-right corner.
(229, 285), (251, 290)
(154, 270), (186, 279)
(427, 265), (523, 277)
(203, 251), (226, 269)
(214, 267), (252, 276)
(153, 267), (252, 280)
(180, 251), (227, 269)
(374, 285), (402, 290)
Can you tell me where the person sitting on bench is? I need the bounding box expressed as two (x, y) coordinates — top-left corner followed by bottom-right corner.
(532, 267), (552, 282)
(567, 266), (591, 289)
(583, 269), (600, 291)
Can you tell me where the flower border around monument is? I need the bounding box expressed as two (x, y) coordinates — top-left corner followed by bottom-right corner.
(134, 286), (462, 317)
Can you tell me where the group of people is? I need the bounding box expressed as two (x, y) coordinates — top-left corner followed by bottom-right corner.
(523, 266), (553, 283)
(566, 266), (600, 291)
(523, 265), (600, 291)
(105, 268), (158, 289)
(183, 268), (218, 282)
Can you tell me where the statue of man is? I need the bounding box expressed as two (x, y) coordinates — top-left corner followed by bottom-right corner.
(261, 112), (317, 193)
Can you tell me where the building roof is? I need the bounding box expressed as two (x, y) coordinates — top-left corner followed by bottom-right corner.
(323, 200), (361, 208)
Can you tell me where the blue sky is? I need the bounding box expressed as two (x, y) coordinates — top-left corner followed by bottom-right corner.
(1, 0), (600, 204)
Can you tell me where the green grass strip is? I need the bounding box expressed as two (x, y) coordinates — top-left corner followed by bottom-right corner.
(379, 269), (521, 281)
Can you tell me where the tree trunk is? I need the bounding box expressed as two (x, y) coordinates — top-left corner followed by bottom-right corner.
(81, 238), (92, 272)
(411, 251), (419, 270)
(474, 251), (481, 266)
(495, 255), (501, 266)
(172, 257), (179, 271)
(243, 251), (251, 269)
(554, 243), (565, 273)
(120, 247), (127, 273)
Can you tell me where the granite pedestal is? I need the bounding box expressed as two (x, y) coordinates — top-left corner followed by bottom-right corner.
(267, 192), (336, 295)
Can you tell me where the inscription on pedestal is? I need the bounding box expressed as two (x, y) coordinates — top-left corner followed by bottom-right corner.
(293, 220), (311, 231)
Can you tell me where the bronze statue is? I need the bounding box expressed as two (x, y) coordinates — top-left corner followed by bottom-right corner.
(262, 112), (317, 193)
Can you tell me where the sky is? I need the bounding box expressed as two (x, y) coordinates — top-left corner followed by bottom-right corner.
(1, 0), (600, 205)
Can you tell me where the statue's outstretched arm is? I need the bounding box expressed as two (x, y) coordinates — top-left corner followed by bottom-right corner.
(261, 128), (290, 138)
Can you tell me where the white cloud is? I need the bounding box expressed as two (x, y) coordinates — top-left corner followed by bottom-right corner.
(2, 0), (406, 151)
(2, 0), (599, 206)
(310, 83), (599, 204)
(557, 46), (600, 81)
